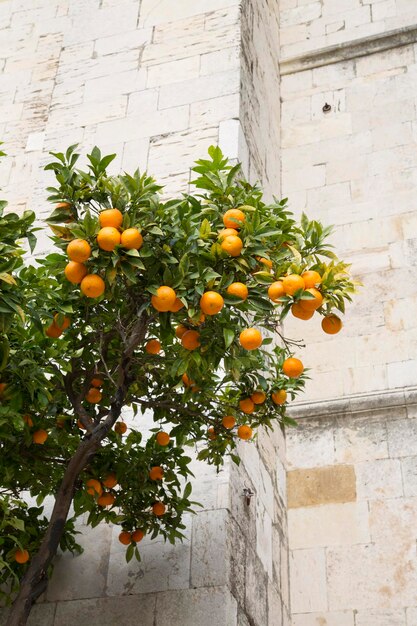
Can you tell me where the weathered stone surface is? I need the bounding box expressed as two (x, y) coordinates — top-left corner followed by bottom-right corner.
(53, 595), (156, 626)
(355, 609), (406, 626)
(287, 465), (356, 508)
(0, 603), (55, 626)
(290, 548), (327, 613)
(190, 509), (228, 587)
(154, 586), (237, 626)
(292, 612), (354, 626)
(355, 459), (403, 500)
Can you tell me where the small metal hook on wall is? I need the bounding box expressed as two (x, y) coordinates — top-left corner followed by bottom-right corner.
(322, 102), (332, 113)
(243, 488), (255, 506)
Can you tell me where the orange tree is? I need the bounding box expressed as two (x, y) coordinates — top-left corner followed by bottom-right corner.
(2, 145), (356, 625)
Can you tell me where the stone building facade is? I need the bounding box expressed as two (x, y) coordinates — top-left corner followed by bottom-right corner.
(0, 0), (416, 625)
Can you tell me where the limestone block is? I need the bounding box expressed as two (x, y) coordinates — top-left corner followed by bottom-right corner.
(0, 603), (55, 626)
(121, 137), (150, 172)
(227, 515), (247, 608)
(292, 612), (354, 626)
(401, 456), (417, 497)
(83, 69), (147, 102)
(356, 458), (403, 500)
(282, 164), (325, 192)
(63, 5), (139, 46)
(289, 501), (370, 550)
(158, 70), (239, 109)
(355, 609), (406, 625)
(285, 418), (335, 470)
(189, 93), (240, 128)
(53, 594), (156, 626)
(281, 70), (313, 97)
(356, 45), (415, 78)
(287, 464), (356, 509)
(147, 56), (200, 88)
(281, 3), (322, 28)
(256, 504), (273, 578)
(406, 607), (417, 625)
(154, 586), (237, 626)
(290, 548), (327, 613)
(334, 415), (389, 463)
(94, 28), (152, 57)
(245, 548), (268, 626)
(267, 579), (283, 626)
(387, 360), (417, 389)
(229, 460), (257, 546)
(190, 509), (228, 587)
(138, 0), (239, 27)
(387, 418), (417, 457)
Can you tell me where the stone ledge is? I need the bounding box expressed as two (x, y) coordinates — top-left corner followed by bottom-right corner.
(280, 23), (417, 75)
(288, 386), (417, 421)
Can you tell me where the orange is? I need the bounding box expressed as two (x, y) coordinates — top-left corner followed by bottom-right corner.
(223, 208), (245, 229)
(132, 529), (145, 543)
(118, 531), (131, 545)
(268, 281), (285, 302)
(149, 466), (164, 481)
(145, 339), (161, 354)
(114, 421), (127, 434)
(322, 314), (342, 334)
(152, 502), (166, 516)
(32, 429), (48, 444)
(188, 312), (205, 326)
(237, 425), (253, 440)
(86, 387), (102, 403)
(182, 373), (194, 387)
(221, 235), (243, 257)
(151, 286), (176, 312)
(291, 303), (314, 320)
(23, 414), (34, 427)
(103, 473), (118, 488)
(208, 426), (217, 440)
(14, 549), (29, 564)
(200, 291), (224, 315)
(80, 274), (105, 298)
(64, 261), (87, 284)
(91, 377), (103, 388)
(257, 257), (273, 269)
(181, 330), (201, 350)
(175, 324), (188, 339)
(86, 478), (102, 496)
(251, 391), (266, 405)
(97, 492), (115, 507)
(222, 415), (236, 429)
(227, 282), (248, 301)
(67, 239), (91, 263)
(300, 288), (323, 312)
(170, 297), (185, 312)
(56, 201), (71, 209)
(218, 228), (238, 240)
(53, 314), (70, 331)
(99, 208), (123, 229)
(77, 419), (86, 430)
(282, 274), (305, 296)
(282, 357), (304, 378)
(45, 323), (62, 339)
(0, 383), (7, 396)
(301, 270), (322, 288)
(97, 227), (121, 252)
(239, 398), (255, 414)
(239, 328), (262, 350)
(156, 431), (170, 446)
(272, 390), (287, 405)
(121, 228), (143, 250)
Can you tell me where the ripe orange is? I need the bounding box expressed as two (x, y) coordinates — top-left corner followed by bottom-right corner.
(97, 226), (121, 252)
(175, 324), (188, 339)
(23, 414), (34, 427)
(208, 426), (217, 440)
(86, 478), (103, 496)
(282, 274), (305, 296)
(257, 257), (273, 269)
(291, 303), (314, 320)
(45, 323), (62, 338)
(221, 235), (243, 257)
(97, 492), (115, 507)
(132, 529), (145, 543)
(32, 429), (48, 445)
(268, 281), (285, 302)
(64, 261), (87, 284)
(152, 502), (166, 516)
(149, 466), (164, 481)
(200, 291), (224, 315)
(322, 314), (342, 334)
(14, 549), (29, 564)
(77, 419), (86, 430)
(300, 288), (323, 312)
(239, 398), (255, 414)
(251, 391), (266, 405)
(91, 377), (103, 388)
(218, 228), (238, 240)
(121, 228), (143, 250)
(56, 201), (71, 209)
(182, 373), (194, 387)
(0, 383), (7, 396)
(114, 421), (127, 434)
(169, 297), (185, 312)
(301, 270), (322, 288)
(103, 473), (117, 488)
(99, 208), (123, 229)
(237, 425), (253, 440)
(272, 390), (287, 405)
(156, 431), (170, 446)
(223, 208), (245, 229)
(239, 328), (262, 350)
(67, 239), (91, 263)
(53, 314), (70, 331)
(145, 339), (161, 354)
(227, 282), (248, 301)
(222, 415), (236, 429)
(151, 286), (176, 312)
(86, 388), (102, 403)
(118, 531), (131, 545)
(181, 330), (201, 350)
(80, 274), (105, 298)
(282, 357), (304, 378)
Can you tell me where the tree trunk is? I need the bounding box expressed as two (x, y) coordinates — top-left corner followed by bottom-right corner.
(6, 435), (101, 626)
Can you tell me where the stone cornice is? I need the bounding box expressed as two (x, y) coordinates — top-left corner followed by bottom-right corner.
(288, 386), (417, 420)
(280, 23), (417, 75)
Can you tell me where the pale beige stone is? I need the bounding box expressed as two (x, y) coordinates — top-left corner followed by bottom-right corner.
(287, 465), (356, 509)
(355, 609), (406, 625)
(292, 612), (354, 626)
(53, 595), (156, 626)
(290, 548), (327, 613)
(355, 459), (403, 500)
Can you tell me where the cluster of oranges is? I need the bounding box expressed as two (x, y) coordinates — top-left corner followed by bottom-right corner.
(45, 313), (71, 339)
(85, 473), (118, 507)
(22, 414), (49, 446)
(64, 208), (143, 299)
